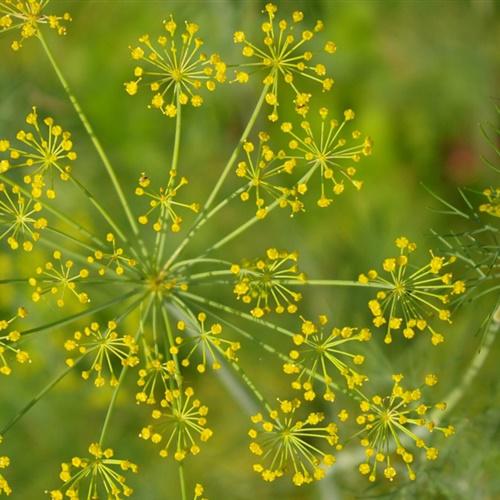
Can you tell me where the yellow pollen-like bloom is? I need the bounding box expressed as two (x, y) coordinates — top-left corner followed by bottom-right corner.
(281, 107), (372, 207)
(0, 0), (71, 51)
(48, 442), (137, 499)
(0, 436), (11, 496)
(126, 15), (226, 116)
(232, 248), (305, 317)
(136, 345), (177, 405)
(0, 306), (30, 375)
(65, 321), (139, 387)
(355, 374), (454, 482)
(284, 315), (370, 402)
(135, 172), (200, 233)
(29, 250), (89, 308)
(249, 397), (339, 486)
(478, 187), (500, 217)
(0, 107), (77, 198)
(86, 232), (137, 276)
(0, 182), (47, 251)
(178, 311), (240, 373)
(233, 3), (335, 121)
(139, 385), (213, 460)
(359, 236), (466, 344)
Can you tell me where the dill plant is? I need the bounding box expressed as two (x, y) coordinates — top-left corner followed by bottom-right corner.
(0, 1), (497, 498)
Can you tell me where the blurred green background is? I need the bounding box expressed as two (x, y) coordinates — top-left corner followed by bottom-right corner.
(0, 1), (499, 499)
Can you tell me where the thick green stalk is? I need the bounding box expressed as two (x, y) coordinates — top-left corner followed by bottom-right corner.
(178, 463), (187, 500)
(37, 32), (140, 241)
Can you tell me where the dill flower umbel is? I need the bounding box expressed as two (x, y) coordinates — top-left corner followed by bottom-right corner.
(0, 0), (70, 51)
(281, 107), (372, 207)
(0, 107), (76, 199)
(28, 250), (89, 307)
(0, 182), (47, 251)
(248, 398), (339, 485)
(87, 232), (137, 276)
(136, 347), (176, 405)
(135, 173), (200, 233)
(65, 321), (139, 387)
(231, 248), (305, 318)
(355, 374), (454, 482)
(139, 386), (213, 461)
(359, 236), (466, 344)
(47, 442), (138, 500)
(236, 133), (298, 217)
(283, 315), (370, 402)
(233, 3), (335, 121)
(0, 306), (30, 375)
(178, 313), (240, 373)
(125, 16), (226, 117)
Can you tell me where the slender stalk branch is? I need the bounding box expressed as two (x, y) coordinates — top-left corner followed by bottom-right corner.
(0, 356), (83, 435)
(20, 289), (140, 338)
(37, 32), (142, 245)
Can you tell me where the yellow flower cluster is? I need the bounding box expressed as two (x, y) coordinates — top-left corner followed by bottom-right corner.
(0, 107), (76, 199)
(177, 313), (240, 373)
(248, 398), (339, 486)
(283, 315), (370, 402)
(136, 348), (176, 405)
(356, 374), (454, 482)
(139, 386), (213, 461)
(125, 15), (226, 117)
(0, 306), (30, 375)
(29, 250), (89, 308)
(0, 182), (47, 251)
(64, 321), (139, 387)
(233, 3), (335, 121)
(0, 0), (70, 51)
(0, 436), (11, 496)
(87, 233), (136, 276)
(231, 248), (305, 317)
(48, 443), (137, 500)
(135, 172), (200, 233)
(236, 133), (298, 218)
(281, 107), (372, 207)
(479, 187), (499, 217)
(359, 237), (466, 344)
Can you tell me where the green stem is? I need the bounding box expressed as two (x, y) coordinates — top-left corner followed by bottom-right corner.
(197, 163), (319, 258)
(430, 302), (499, 423)
(162, 84), (270, 272)
(37, 32), (141, 241)
(202, 84), (269, 212)
(163, 185), (248, 272)
(291, 279), (393, 290)
(178, 463), (187, 500)
(20, 289), (140, 338)
(0, 278), (27, 285)
(0, 356), (83, 435)
(154, 98), (182, 269)
(179, 291), (294, 338)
